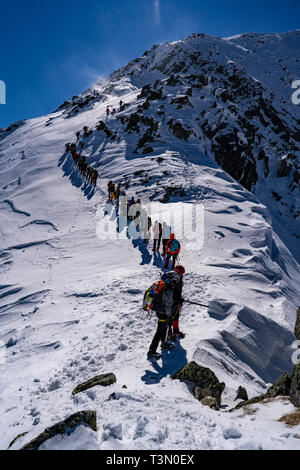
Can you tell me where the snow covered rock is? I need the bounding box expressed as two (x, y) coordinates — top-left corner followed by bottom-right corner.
(290, 365), (300, 408)
(223, 427), (242, 440)
(20, 411), (97, 450)
(201, 396), (219, 410)
(171, 361), (225, 408)
(266, 373), (292, 398)
(72, 373), (116, 395)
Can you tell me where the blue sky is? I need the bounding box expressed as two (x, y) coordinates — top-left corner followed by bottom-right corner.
(0, 0), (299, 127)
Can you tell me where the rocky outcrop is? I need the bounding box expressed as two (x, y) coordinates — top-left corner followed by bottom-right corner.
(171, 361), (225, 409)
(167, 119), (192, 141)
(290, 365), (300, 408)
(170, 95), (192, 108)
(266, 372), (291, 398)
(231, 394), (267, 411)
(72, 373), (116, 395)
(201, 396), (219, 410)
(21, 411), (97, 450)
(160, 186), (187, 203)
(235, 386), (249, 402)
(8, 432), (28, 450)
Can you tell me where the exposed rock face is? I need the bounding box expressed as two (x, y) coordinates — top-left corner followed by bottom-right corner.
(290, 365), (300, 408)
(21, 411), (97, 450)
(167, 119), (192, 141)
(171, 361), (225, 407)
(8, 432), (28, 450)
(266, 372), (291, 398)
(72, 373), (116, 395)
(201, 396), (219, 411)
(231, 395), (267, 411)
(235, 386), (249, 402)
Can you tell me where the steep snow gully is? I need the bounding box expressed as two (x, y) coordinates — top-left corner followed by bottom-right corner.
(0, 31), (300, 450)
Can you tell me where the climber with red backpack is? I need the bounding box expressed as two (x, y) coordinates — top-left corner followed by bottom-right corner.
(164, 233), (181, 269)
(144, 271), (181, 359)
(163, 266), (186, 340)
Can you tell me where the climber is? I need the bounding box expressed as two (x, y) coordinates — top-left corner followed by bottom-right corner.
(115, 184), (121, 202)
(127, 197), (136, 222)
(91, 169), (99, 186)
(147, 272), (181, 359)
(162, 222), (171, 256)
(153, 221), (162, 252)
(65, 142), (71, 153)
(165, 266), (186, 340)
(119, 100), (124, 111)
(106, 106), (110, 117)
(110, 184), (116, 202)
(87, 166), (93, 182)
(164, 233), (181, 269)
(107, 181), (114, 199)
(112, 108), (117, 116)
(72, 151), (79, 163)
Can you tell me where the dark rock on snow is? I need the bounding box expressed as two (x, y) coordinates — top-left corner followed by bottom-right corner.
(201, 396), (219, 411)
(172, 361), (225, 409)
(290, 364), (300, 408)
(235, 386), (249, 402)
(21, 411), (97, 450)
(72, 373), (116, 395)
(266, 372), (291, 398)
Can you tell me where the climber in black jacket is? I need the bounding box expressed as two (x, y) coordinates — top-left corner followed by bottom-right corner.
(147, 273), (180, 359)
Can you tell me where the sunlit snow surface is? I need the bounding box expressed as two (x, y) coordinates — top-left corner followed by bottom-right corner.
(1, 31), (300, 450)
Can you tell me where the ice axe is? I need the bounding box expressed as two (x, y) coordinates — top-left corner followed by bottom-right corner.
(183, 299), (209, 308)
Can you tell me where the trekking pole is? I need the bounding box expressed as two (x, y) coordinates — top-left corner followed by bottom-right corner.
(184, 300), (209, 308)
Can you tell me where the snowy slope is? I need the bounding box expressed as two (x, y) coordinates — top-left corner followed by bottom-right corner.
(0, 33), (300, 450)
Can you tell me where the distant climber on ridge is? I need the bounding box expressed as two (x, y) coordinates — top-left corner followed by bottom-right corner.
(153, 221), (162, 252)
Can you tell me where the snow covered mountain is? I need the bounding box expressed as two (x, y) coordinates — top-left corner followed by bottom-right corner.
(0, 31), (300, 450)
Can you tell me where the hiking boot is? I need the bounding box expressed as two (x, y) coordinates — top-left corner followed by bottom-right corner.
(168, 332), (177, 342)
(147, 351), (161, 360)
(173, 330), (185, 339)
(161, 342), (176, 351)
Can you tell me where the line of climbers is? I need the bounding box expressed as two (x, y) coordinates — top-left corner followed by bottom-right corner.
(65, 143), (99, 186)
(106, 100), (125, 117)
(63, 126), (184, 363)
(107, 181), (181, 269)
(107, 180), (184, 361)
